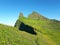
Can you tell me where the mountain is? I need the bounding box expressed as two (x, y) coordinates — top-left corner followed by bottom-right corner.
(28, 11), (48, 20)
(15, 11), (60, 45)
(0, 11), (60, 45)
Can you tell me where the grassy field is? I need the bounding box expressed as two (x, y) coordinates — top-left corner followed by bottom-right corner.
(0, 12), (60, 45)
(15, 16), (60, 45)
(0, 24), (37, 45)
(0, 18), (60, 45)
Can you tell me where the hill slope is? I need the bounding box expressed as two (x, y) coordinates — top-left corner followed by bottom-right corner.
(0, 24), (37, 45)
(15, 12), (60, 45)
(0, 11), (60, 45)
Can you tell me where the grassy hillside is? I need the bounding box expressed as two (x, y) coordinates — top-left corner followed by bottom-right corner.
(15, 12), (60, 45)
(0, 12), (60, 45)
(0, 24), (37, 45)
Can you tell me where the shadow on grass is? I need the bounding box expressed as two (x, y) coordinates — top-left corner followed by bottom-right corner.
(19, 22), (37, 35)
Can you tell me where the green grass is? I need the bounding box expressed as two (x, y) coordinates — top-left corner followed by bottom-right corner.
(0, 24), (37, 45)
(0, 16), (60, 45)
(16, 17), (60, 45)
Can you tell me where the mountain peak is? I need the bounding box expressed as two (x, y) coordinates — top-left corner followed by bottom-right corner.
(28, 11), (48, 20)
(19, 12), (24, 19)
(28, 11), (41, 20)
